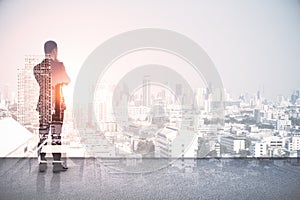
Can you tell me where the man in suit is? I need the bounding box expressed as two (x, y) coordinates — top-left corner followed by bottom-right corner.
(34, 40), (70, 172)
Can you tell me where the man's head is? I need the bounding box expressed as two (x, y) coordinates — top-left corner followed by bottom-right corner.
(44, 40), (57, 60)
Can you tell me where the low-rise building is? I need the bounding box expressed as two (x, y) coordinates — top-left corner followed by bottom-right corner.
(220, 136), (246, 154)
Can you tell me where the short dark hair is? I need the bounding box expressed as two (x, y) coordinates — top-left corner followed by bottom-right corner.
(44, 40), (57, 54)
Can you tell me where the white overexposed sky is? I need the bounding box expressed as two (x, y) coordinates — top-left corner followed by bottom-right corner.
(0, 0), (300, 100)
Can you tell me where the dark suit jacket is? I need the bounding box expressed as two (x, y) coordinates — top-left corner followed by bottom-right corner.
(33, 58), (70, 113)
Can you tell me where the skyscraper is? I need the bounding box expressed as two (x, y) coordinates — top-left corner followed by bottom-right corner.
(17, 55), (41, 128)
(175, 84), (182, 97)
(142, 75), (150, 107)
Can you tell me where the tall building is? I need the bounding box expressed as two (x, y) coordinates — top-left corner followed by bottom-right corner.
(142, 75), (150, 107)
(3, 84), (10, 103)
(195, 88), (206, 110)
(87, 102), (94, 127)
(94, 84), (120, 130)
(254, 109), (262, 124)
(17, 55), (41, 128)
(291, 90), (299, 104)
(289, 134), (300, 152)
(252, 142), (268, 157)
(296, 90), (300, 98)
(175, 84), (182, 96)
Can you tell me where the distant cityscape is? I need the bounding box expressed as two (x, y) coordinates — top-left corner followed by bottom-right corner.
(1, 56), (300, 169)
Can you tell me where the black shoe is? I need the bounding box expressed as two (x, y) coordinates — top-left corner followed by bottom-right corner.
(39, 162), (47, 172)
(53, 163), (68, 173)
(39, 153), (47, 172)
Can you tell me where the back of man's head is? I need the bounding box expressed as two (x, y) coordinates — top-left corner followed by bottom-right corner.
(44, 40), (57, 54)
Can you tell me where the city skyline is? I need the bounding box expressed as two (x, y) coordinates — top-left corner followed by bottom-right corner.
(3, 61), (299, 160)
(1, 0), (300, 100)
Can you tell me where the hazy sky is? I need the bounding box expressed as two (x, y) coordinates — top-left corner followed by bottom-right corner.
(0, 0), (300, 100)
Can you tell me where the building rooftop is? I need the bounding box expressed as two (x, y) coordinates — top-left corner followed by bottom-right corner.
(1, 158), (300, 199)
(0, 117), (34, 157)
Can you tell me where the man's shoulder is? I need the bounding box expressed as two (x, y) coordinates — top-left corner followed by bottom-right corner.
(51, 61), (66, 73)
(53, 60), (65, 67)
(33, 63), (40, 71)
(34, 59), (50, 69)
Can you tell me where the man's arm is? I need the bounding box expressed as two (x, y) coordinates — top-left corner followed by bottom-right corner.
(33, 64), (41, 85)
(52, 62), (71, 86)
(61, 63), (71, 85)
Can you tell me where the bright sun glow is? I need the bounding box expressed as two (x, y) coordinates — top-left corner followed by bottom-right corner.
(62, 83), (74, 106)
